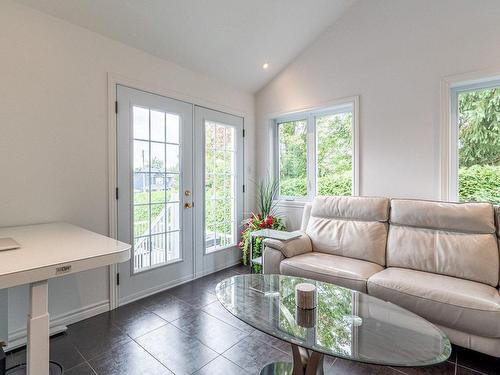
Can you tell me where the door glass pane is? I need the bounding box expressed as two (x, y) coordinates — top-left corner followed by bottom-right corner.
(205, 121), (236, 253)
(151, 204), (165, 234)
(134, 205), (149, 238)
(133, 106), (149, 140)
(457, 87), (500, 204)
(133, 141), (149, 172)
(316, 112), (353, 196)
(151, 110), (165, 142)
(166, 231), (180, 262)
(166, 113), (180, 143)
(150, 173), (166, 204)
(278, 120), (307, 197)
(132, 106), (183, 272)
(150, 233), (165, 266)
(166, 174), (180, 202)
(165, 203), (180, 231)
(134, 173), (149, 204)
(151, 142), (166, 173)
(166, 144), (180, 172)
(133, 237), (150, 271)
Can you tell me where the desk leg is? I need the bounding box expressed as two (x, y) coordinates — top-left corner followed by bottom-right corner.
(27, 280), (49, 375)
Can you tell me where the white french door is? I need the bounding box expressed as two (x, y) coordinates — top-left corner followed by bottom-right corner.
(116, 85), (194, 304)
(194, 107), (244, 275)
(115, 87), (244, 305)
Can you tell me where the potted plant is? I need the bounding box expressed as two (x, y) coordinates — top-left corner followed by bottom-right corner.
(240, 178), (286, 272)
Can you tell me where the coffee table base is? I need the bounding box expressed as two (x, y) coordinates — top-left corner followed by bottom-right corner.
(260, 344), (324, 375)
(260, 362), (293, 375)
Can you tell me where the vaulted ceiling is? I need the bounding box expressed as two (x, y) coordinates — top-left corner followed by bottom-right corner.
(15, 0), (356, 93)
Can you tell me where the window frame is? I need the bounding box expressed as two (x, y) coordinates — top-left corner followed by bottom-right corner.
(272, 97), (359, 202)
(447, 77), (500, 201)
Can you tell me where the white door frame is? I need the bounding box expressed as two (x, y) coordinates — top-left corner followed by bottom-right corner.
(107, 72), (247, 309)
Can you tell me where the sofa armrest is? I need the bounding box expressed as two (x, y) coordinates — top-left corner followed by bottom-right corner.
(263, 233), (312, 258)
(262, 247), (284, 274)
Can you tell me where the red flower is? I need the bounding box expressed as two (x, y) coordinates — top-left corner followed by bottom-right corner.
(266, 216), (274, 226)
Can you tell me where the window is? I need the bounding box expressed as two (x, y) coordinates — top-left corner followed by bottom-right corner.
(449, 79), (500, 204)
(278, 119), (308, 197)
(316, 112), (353, 196)
(204, 121), (237, 252)
(274, 100), (358, 200)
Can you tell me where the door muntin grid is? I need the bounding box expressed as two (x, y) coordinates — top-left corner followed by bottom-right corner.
(205, 121), (237, 253)
(132, 105), (182, 272)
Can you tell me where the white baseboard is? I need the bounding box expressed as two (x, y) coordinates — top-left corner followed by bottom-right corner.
(194, 259), (242, 279)
(6, 300), (110, 351)
(118, 274), (194, 306)
(119, 260), (242, 307)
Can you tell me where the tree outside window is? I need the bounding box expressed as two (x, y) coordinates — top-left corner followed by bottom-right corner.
(458, 88), (500, 204)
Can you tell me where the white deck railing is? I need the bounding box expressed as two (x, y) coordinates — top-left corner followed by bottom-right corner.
(133, 207), (170, 271)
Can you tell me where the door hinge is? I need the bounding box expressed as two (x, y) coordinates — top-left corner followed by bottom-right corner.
(116, 273), (120, 286)
(242, 129), (246, 138)
(243, 184), (246, 193)
(115, 101), (118, 114)
(115, 187), (119, 200)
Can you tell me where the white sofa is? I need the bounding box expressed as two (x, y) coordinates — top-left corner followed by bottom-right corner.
(263, 196), (500, 357)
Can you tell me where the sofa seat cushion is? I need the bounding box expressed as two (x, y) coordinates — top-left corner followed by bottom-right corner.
(280, 252), (384, 293)
(367, 268), (500, 338)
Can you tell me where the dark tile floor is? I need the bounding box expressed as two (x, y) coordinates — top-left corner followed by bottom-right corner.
(5, 264), (500, 375)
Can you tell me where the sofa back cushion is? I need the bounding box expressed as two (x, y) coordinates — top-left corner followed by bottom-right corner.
(305, 196), (390, 266)
(388, 199), (499, 287)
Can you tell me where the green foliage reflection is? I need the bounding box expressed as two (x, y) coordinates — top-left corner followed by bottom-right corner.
(277, 277), (354, 356)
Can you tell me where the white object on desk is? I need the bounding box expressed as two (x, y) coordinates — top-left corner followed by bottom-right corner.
(249, 230), (302, 270)
(0, 223), (131, 375)
(0, 238), (21, 251)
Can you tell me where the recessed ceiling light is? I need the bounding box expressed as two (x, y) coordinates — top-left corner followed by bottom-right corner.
(262, 63), (269, 70)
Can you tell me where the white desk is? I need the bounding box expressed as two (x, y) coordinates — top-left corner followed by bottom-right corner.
(0, 223), (131, 375)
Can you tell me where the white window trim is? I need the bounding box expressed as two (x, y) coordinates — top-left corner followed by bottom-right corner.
(440, 70), (500, 201)
(270, 96), (359, 203)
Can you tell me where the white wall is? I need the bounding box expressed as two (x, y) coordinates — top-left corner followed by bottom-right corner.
(0, 0), (255, 341)
(256, 0), (500, 229)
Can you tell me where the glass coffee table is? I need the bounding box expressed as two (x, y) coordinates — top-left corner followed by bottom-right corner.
(216, 274), (451, 375)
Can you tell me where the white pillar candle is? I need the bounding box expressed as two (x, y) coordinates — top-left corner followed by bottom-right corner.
(295, 283), (317, 310)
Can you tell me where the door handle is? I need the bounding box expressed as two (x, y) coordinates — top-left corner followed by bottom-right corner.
(184, 202), (194, 209)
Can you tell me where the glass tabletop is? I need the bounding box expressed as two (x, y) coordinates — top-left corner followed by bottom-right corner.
(216, 274), (451, 367)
